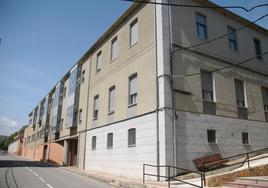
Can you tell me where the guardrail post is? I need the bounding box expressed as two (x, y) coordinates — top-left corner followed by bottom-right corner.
(168, 166), (170, 188)
(246, 153), (250, 168)
(202, 172), (206, 188)
(143, 164), (145, 184)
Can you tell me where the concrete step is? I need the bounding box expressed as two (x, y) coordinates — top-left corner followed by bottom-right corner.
(225, 178), (268, 188)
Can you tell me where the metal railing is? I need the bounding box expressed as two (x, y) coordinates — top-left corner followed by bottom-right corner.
(143, 164), (205, 188)
(201, 147), (268, 172)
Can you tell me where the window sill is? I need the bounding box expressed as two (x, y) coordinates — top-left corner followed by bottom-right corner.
(96, 69), (101, 74)
(108, 111), (115, 115)
(203, 100), (216, 103)
(93, 118), (98, 121)
(128, 103), (137, 108)
(129, 42), (137, 48)
(107, 147), (113, 149)
(111, 57), (117, 63)
(208, 142), (217, 145)
(197, 36), (208, 41)
(128, 144), (136, 148)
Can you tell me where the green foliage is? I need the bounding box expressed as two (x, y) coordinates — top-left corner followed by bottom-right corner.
(0, 125), (27, 150)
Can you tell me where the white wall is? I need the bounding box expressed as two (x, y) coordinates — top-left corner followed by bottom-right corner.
(85, 112), (157, 178)
(8, 139), (19, 154)
(175, 111), (268, 170)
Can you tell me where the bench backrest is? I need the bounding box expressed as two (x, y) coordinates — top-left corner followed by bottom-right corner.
(193, 153), (223, 170)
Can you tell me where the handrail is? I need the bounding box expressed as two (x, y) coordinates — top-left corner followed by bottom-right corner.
(143, 164), (205, 188)
(201, 147), (268, 172)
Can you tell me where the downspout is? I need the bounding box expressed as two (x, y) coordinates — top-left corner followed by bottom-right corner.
(154, 0), (160, 181)
(83, 55), (92, 170)
(167, 0), (177, 169)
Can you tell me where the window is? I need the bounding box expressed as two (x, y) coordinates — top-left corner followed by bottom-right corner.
(130, 19), (138, 46)
(227, 26), (238, 51)
(242, 132), (249, 145)
(201, 70), (216, 115)
(63, 87), (66, 98)
(235, 79), (248, 119)
(111, 37), (118, 61)
(207, 129), (216, 143)
(96, 51), (102, 73)
(107, 133), (113, 149)
(128, 128), (136, 147)
(196, 13), (207, 39)
(129, 74), (137, 106)
(108, 86), (115, 114)
(92, 136), (96, 150)
(81, 70), (85, 83)
(79, 109), (82, 124)
(201, 70), (214, 101)
(254, 38), (262, 60)
(93, 95), (99, 120)
(60, 119), (64, 131)
(261, 87), (268, 122)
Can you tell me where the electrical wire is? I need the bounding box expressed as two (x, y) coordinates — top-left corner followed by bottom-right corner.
(121, 0), (268, 12)
(172, 51), (268, 78)
(171, 13), (268, 55)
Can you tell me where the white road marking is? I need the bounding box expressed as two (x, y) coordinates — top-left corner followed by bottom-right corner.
(46, 183), (54, 188)
(25, 167), (54, 188)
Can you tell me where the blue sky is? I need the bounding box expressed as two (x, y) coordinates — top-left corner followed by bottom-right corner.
(0, 0), (267, 136)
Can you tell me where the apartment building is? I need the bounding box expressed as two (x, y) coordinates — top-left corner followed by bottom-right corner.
(22, 0), (268, 179)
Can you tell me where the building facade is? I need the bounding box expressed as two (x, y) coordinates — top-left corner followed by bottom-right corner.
(22, 0), (268, 179)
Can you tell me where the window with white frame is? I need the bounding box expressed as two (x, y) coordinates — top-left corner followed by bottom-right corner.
(242, 132), (249, 145)
(108, 86), (115, 114)
(130, 19), (138, 47)
(93, 95), (99, 120)
(81, 70), (85, 83)
(254, 38), (262, 60)
(111, 37), (118, 61)
(235, 79), (246, 107)
(262, 87), (268, 122)
(92, 136), (96, 150)
(235, 79), (248, 119)
(201, 70), (216, 115)
(128, 128), (136, 147)
(107, 133), (113, 149)
(201, 70), (214, 101)
(129, 74), (137, 106)
(96, 51), (102, 72)
(79, 109), (82, 124)
(227, 26), (238, 51)
(196, 13), (207, 39)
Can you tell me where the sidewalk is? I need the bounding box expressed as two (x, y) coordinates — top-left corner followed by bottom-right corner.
(62, 166), (168, 188)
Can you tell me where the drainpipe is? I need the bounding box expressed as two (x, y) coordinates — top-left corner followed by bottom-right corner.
(167, 0), (177, 170)
(83, 55), (92, 170)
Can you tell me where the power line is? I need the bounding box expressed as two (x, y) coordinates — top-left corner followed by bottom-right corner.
(172, 51), (268, 78)
(121, 0), (268, 12)
(171, 13), (268, 55)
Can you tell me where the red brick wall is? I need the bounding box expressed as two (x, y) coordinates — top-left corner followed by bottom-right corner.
(34, 145), (44, 161)
(48, 141), (64, 165)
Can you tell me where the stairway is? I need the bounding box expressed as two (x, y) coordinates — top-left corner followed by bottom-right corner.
(224, 176), (268, 188)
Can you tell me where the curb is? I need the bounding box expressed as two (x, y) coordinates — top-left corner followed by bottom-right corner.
(63, 167), (166, 188)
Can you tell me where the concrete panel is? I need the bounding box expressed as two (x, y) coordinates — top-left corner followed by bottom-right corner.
(85, 112), (157, 179)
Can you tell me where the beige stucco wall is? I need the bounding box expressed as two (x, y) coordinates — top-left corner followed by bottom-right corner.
(171, 0), (268, 121)
(87, 4), (156, 129)
(170, 0), (268, 75)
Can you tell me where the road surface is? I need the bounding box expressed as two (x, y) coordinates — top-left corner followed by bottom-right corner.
(0, 154), (116, 188)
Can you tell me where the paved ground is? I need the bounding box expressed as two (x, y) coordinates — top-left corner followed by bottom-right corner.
(0, 154), (116, 188)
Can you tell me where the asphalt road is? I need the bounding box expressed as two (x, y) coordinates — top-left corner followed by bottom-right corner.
(0, 154), (116, 188)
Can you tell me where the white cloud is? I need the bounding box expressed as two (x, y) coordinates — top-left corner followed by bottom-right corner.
(0, 116), (21, 136)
